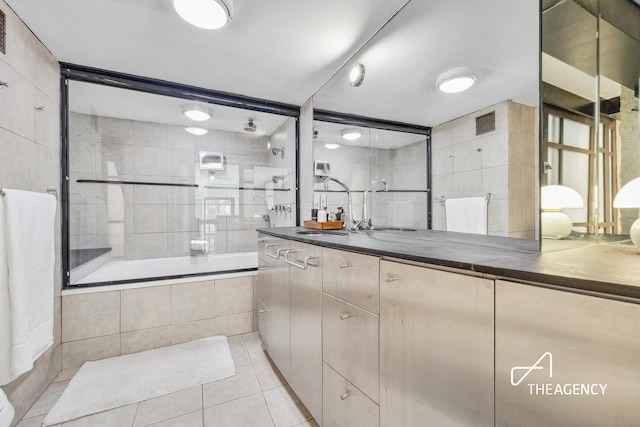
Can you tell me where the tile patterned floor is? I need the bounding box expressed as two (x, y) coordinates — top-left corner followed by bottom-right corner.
(16, 332), (319, 427)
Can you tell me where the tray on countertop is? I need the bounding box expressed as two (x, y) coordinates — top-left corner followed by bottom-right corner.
(303, 220), (345, 230)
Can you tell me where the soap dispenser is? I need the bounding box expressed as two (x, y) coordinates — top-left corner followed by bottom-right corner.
(317, 207), (328, 223)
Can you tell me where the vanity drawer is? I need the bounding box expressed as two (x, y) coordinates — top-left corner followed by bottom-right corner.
(323, 293), (379, 402)
(323, 362), (379, 427)
(323, 247), (380, 314)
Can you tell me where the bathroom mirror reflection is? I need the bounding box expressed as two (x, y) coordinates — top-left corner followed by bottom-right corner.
(541, 0), (640, 248)
(312, 0), (540, 245)
(67, 80), (297, 285)
(312, 121), (428, 229)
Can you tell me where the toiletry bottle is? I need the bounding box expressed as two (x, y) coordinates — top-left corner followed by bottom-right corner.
(318, 207), (327, 223)
(328, 211), (337, 221)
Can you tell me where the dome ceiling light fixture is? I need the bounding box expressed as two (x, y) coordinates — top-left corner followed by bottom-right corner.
(324, 143), (341, 150)
(244, 118), (257, 133)
(349, 63), (366, 87)
(341, 128), (362, 141)
(436, 67), (476, 94)
(183, 104), (212, 122)
(173, 0), (233, 30)
(185, 127), (208, 136)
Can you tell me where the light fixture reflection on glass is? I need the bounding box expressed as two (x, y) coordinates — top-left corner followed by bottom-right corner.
(541, 185), (584, 239)
(324, 143), (340, 150)
(436, 67), (476, 93)
(613, 176), (640, 248)
(173, 0), (232, 30)
(341, 128), (361, 141)
(185, 127), (208, 136)
(183, 105), (212, 121)
(349, 63), (366, 87)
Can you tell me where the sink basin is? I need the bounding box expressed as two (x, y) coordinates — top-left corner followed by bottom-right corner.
(297, 230), (349, 237)
(367, 227), (418, 232)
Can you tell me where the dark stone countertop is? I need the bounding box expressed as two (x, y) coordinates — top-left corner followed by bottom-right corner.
(257, 227), (640, 300)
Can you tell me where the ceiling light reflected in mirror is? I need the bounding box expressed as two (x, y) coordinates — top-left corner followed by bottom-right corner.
(183, 105), (212, 121)
(185, 127), (208, 136)
(436, 68), (476, 93)
(349, 63), (366, 87)
(341, 128), (362, 140)
(324, 143), (340, 150)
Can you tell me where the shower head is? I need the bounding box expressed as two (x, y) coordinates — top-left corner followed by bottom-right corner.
(244, 118), (256, 133)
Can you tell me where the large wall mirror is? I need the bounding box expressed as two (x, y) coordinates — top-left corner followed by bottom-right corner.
(311, 0), (540, 248)
(541, 0), (640, 249)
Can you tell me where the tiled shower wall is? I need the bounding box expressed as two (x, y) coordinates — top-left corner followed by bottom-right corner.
(431, 101), (538, 239)
(69, 113), (296, 260)
(60, 275), (256, 369)
(0, 1), (62, 424)
(312, 137), (428, 228)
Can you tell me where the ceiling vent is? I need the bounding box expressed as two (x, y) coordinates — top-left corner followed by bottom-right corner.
(476, 112), (495, 135)
(1, 9), (6, 55)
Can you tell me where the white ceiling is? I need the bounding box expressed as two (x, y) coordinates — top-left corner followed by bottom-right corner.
(6, 0), (540, 132)
(6, 0), (409, 105)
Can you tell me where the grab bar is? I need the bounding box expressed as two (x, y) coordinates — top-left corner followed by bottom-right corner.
(285, 250), (319, 270)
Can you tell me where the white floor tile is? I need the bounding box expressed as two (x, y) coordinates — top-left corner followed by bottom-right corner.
(24, 380), (70, 418)
(147, 410), (203, 427)
(61, 403), (138, 427)
(203, 364), (261, 408)
(15, 415), (45, 427)
(254, 358), (287, 391)
(203, 393), (274, 427)
(229, 342), (251, 366)
(134, 386), (202, 426)
(263, 385), (312, 427)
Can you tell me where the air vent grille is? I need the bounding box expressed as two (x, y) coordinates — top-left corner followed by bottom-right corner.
(0, 9), (6, 55)
(476, 112), (495, 135)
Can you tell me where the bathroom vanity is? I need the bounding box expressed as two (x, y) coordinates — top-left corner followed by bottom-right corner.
(257, 227), (640, 427)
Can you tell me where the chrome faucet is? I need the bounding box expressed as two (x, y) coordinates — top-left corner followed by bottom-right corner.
(323, 176), (357, 231)
(361, 179), (388, 229)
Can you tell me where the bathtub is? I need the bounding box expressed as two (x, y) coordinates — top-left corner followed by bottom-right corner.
(72, 251), (258, 287)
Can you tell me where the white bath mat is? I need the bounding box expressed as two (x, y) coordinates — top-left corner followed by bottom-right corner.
(43, 336), (235, 426)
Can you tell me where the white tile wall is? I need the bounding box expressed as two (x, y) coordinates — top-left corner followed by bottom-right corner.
(431, 100), (538, 237)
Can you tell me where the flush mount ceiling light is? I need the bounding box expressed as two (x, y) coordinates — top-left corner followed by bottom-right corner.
(183, 105), (212, 122)
(436, 67), (476, 93)
(324, 143), (340, 150)
(341, 128), (361, 141)
(349, 63), (366, 87)
(173, 0), (232, 30)
(185, 127), (208, 136)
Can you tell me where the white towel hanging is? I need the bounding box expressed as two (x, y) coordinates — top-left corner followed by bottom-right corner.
(0, 189), (56, 384)
(445, 197), (488, 235)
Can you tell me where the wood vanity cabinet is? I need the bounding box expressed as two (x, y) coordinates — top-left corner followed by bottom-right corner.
(256, 234), (291, 381)
(495, 280), (640, 426)
(287, 241), (323, 424)
(322, 248), (380, 427)
(379, 260), (495, 427)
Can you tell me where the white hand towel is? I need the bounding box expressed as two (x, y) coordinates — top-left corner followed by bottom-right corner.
(445, 197), (488, 235)
(0, 189), (56, 384)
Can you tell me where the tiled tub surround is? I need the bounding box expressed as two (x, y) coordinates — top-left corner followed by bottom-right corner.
(312, 137), (428, 228)
(0, 1), (63, 424)
(60, 274), (257, 370)
(431, 100), (539, 239)
(68, 112), (296, 268)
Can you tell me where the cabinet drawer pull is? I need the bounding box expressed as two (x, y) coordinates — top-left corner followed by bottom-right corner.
(339, 262), (351, 269)
(385, 274), (399, 283)
(265, 244), (279, 259)
(339, 313), (354, 320)
(285, 251), (319, 270)
(340, 392), (352, 400)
